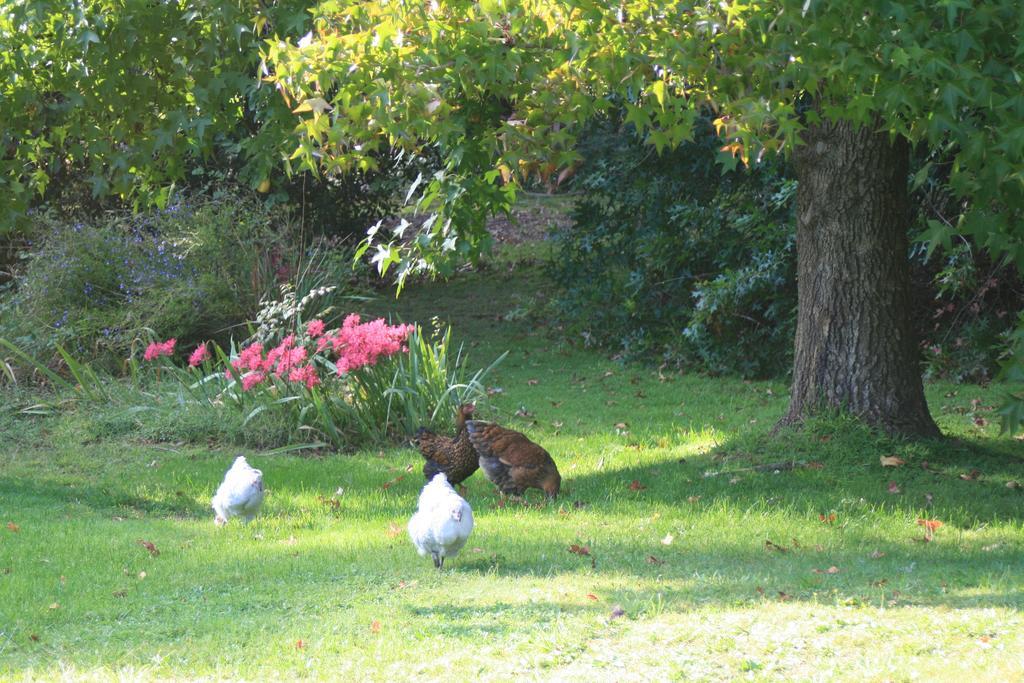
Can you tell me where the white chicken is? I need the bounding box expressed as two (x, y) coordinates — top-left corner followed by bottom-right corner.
(211, 456), (265, 526)
(408, 473), (474, 569)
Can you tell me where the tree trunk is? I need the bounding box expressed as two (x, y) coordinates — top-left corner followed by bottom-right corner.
(778, 119), (941, 438)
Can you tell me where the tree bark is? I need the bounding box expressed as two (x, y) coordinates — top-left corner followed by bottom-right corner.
(778, 119), (941, 438)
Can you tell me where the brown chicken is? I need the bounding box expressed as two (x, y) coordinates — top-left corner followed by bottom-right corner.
(413, 404), (479, 486)
(465, 420), (561, 500)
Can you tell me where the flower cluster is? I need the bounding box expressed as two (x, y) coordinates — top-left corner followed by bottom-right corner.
(226, 316), (414, 392)
(143, 338), (176, 361)
(188, 344), (211, 367)
(319, 314), (416, 375)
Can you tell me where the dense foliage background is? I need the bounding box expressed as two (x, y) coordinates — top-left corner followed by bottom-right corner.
(2, 0), (1023, 430)
(547, 115), (1022, 382)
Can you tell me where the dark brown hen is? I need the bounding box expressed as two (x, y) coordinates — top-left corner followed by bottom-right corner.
(414, 404), (478, 486)
(465, 420), (561, 500)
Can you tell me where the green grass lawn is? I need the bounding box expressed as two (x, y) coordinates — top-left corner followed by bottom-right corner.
(2, 262), (1023, 681)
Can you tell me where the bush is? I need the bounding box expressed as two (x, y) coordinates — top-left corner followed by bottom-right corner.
(0, 194), (361, 373)
(684, 249), (796, 378)
(131, 286), (504, 450)
(911, 243), (1024, 384)
(548, 115), (797, 378)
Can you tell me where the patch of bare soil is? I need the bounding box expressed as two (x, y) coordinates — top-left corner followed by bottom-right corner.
(487, 195), (574, 244)
(379, 193), (574, 246)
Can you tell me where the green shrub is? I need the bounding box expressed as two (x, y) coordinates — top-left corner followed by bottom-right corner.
(549, 115), (797, 378)
(0, 194), (363, 373)
(130, 285), (504, 451)
(684, 249), (796, 378)
(913, 242), (1023, 384)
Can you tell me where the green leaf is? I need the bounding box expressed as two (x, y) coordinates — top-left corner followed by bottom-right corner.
(293, 98), (333, 115)
(651, 80), (667, 109)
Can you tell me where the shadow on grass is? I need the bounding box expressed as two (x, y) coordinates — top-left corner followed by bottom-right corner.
(0, 475), (206, 518)
(552, 425), (1024, 528)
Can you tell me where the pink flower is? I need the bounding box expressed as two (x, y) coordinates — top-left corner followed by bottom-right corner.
(288, 364), (321, 389)
(274, 346), (308, 378)
(261, 335), (295, 374)
(143, 338), (176, 361)
(327, 315), (415, 375)
(306, 319), (325, 338)
(231, 343), (264, 373)
(188, 344), (210, 367)
(241, 371), (267, 391)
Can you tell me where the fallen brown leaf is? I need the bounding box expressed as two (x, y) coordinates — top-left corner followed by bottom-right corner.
(29, 634), (39, 642)
(871, 579), (888, 587)
(137, 539), (159, 557)
(6, 522), (18, 533)
(112, 590), (127, 598)
(385, 522), (403, 538)
(777, 591), (792, 602)
(646, 555), (665, 565)
(628, 480), (647, 492)
(381, 474), (406, 490)
(959, 469), (981, 481)
(880, 455), (906, 468)
(370, 620), (381, 634)
(887, 481), (901, 494)
(586, 593), (599, 601)
(569, 543), (591, 556)
(527, 379), (539, 386)
(765, 540), (788, 553)
(295, 639), (305, 650)
(917, 518), (943, 541)
(805, 461), (825, 470)
(870, 550), (886, 559)
(687, 495), (701, 504)
(819, 513), (836, 525)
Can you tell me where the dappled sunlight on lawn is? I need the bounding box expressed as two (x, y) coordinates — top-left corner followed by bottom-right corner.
(2, 269), (1022, 679)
